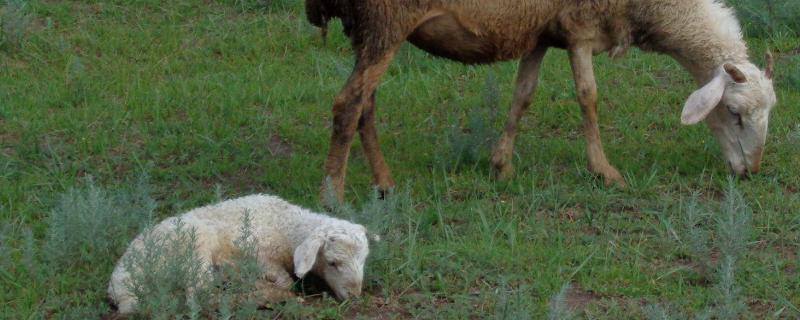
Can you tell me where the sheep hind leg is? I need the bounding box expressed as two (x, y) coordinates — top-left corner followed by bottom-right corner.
(568, 44), (625, 187)
(358, 93), (395, 197)
(322, 47), (400, 203)
(491, 46), (548, 180)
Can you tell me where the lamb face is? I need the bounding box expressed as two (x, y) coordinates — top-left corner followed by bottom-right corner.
(293, 224), (369, 300)
(680, 57), (777, 176)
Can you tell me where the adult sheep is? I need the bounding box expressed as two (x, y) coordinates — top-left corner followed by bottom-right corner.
(306, 0), (777, 201)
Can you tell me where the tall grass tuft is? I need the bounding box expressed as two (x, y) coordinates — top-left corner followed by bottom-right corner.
(0, 0), (32, 52)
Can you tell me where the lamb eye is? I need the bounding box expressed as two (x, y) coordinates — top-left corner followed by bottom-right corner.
(328, 262), (338, 267)
(727, 106), (739, 116)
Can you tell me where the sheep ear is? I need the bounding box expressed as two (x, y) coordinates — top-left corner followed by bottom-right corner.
(681, 73), (726, 125)
(293, 235), (324, 278)
(764, 51), (774, 79)
(723, 63), (747, 83)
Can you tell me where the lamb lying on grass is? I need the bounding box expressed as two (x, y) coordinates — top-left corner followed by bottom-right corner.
(108, 194), (371, 315)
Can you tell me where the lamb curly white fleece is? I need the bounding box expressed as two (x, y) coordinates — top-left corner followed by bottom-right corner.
(108, 194), (370, 315)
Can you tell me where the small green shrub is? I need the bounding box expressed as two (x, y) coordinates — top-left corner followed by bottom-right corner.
(322, 184), (416, 293)
(43, 177), (154, 268)
(650, 179), (752, 319)
(440, 72), (500, 171)
(123, 219), (208, 319)
(547, 283), (575, 320)
(0, 0), (32, 52)
(123, 211), (272, 319)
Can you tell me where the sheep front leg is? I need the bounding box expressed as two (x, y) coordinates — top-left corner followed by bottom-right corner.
(358, 93), (395, 196)
(322, 49), (399, 202)
(263, 263), (294, 290)
(568, 44), (625, 187)
(491, 46), (548, 180)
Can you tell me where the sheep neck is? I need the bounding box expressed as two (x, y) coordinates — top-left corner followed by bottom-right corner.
(631, 0), (750, 83)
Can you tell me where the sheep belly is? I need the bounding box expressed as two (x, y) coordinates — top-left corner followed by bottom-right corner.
(408, 13), (523, 65)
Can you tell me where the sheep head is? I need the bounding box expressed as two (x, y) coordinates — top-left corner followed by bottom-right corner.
(680, 53), (777, 176)
(304, 0), (356, 40)
(293, 223), (369, 300)
(305, 0), (329, 29)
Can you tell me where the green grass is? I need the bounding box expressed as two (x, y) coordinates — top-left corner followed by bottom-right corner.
(1, 0), (799, 318)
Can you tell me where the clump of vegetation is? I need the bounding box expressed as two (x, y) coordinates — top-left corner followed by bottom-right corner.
(221, 0), (290, 12)
(0, 0), (32, 52)
(65, 56), (90, 106)
(122, 210), (271, 319)
(440, 71), (501, 170)
(648, 179), (752, 319)
(681, 194), (714, 277)
(44, 177), (155, 268)
(321, 183), (415, 293)
(728, 0), (800, 37)
(547, 283), (575, 320)
(122, 219), (207, 318)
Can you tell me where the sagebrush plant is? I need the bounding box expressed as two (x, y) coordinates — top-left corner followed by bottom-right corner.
(494, 281), (532, 320)
(440, 71), (500, 170)
(321, 182), (414, 293)
(710, 179), (751, 318)
(123, 218), (208, 319)
(208, 210), (264, 318)
(123, 211), (273, 319)
(44, 177), (154, 268)
(65, 56), (90, 106)
(650, 180), (752, 319)
(0, 0), (32, 51)
(547, 283), (574, 320)
(682, 194), (713, 277)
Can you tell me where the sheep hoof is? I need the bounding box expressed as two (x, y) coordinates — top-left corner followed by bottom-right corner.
(491, 162), (514, 181)
(601, 169), (626, 188)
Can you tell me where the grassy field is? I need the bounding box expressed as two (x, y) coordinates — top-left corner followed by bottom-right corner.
(1, 0), (799, 318)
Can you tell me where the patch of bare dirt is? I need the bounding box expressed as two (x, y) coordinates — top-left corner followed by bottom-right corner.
(267, 134), (293, 157)
(565, 284), (603, 312)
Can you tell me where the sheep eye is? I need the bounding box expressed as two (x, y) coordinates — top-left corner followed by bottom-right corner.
(727, 106), (743, 127)
(328, 262), (338, 268)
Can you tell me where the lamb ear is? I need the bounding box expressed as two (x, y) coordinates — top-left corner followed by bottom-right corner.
(293, 235), (324, 278)
(681, 74), (726, 125)
(764, 51), (774, 79)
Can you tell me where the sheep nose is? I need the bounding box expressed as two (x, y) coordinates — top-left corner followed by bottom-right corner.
(350, 286), (362, 297)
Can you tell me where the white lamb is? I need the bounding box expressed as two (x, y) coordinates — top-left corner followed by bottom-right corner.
(108, 194), (371, 315)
